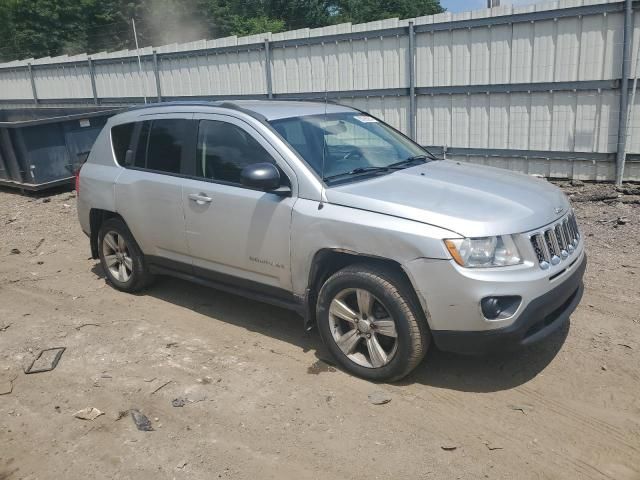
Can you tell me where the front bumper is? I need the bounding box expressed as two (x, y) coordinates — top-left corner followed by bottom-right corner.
(430, 254), (586, 354)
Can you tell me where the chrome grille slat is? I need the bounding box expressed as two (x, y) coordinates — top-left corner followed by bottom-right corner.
(529, 212), (581, 269)
(555, 224), (566, 251)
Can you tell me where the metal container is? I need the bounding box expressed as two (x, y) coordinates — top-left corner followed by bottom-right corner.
(0, 107), (122, 190)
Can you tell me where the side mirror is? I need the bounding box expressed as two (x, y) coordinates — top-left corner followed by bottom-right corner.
(240, 162), (282, 191)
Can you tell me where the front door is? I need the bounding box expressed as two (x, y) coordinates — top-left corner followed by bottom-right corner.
(181, 115), (296, 294)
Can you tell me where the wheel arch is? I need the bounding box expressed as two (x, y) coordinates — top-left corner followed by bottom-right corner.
(89, 209), (127, 259)
(304, 248), (425, 328)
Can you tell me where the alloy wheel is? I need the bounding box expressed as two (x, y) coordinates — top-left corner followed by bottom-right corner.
(102, 231), (133, 283)
(328, 288), (398, 368)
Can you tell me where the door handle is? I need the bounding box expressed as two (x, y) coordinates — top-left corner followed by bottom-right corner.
(188, 193), (213, 204)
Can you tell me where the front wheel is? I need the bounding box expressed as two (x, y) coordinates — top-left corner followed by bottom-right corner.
(316, 264), (429, 382)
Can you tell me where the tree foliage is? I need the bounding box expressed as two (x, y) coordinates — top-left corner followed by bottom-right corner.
(0, 0), (443, 61)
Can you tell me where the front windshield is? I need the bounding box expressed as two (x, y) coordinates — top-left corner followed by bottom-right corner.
(269, 112), (432, 184)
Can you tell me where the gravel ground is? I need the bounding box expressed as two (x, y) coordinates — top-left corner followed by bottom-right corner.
(0, 181), (638, 480)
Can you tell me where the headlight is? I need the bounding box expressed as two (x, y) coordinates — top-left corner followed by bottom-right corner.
(444, 235), (522, 268)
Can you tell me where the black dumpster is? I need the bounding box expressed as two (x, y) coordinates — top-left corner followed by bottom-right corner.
(0, 107), (122, 191)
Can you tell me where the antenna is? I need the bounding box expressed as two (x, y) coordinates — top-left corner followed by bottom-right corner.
(131, 18), (148, 104)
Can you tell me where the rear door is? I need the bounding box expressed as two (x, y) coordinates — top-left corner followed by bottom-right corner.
(181, 114), (297, 293)
(114, 115), (195, 268)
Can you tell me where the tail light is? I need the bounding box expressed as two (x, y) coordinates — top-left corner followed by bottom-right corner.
(74, 164), (83, 195)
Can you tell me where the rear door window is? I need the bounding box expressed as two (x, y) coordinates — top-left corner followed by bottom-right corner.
(145, 119), (190, 174)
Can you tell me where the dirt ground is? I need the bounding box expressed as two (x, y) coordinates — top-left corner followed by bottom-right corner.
(0, 181), (638, 480)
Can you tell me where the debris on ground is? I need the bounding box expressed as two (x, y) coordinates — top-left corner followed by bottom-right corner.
(368, 391), (392, 405)
(0, 323), (11, 332)
(115, 410), (129, 421)
(0, 375), (18, 396)
(484, 441), (504, 451)
(24, 347), (66, 374)
(601, 365), (607, 371)
(151, 380), (172, 394)
(74, 323), (100, 330)
(130, 409), (154, 431)
(73, 407), (104, 421)
(33, 238), (45, 251)
(508, 404), (534, 415)
(172, 397), (187, 407)
(307, 359), (336, 374)
(441, 444), (458, 451)
(10, 248), (20, 254)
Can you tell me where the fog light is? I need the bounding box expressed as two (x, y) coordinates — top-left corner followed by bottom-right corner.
(481, 296), (521, 320)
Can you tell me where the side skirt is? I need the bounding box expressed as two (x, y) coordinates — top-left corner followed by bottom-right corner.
(146, 256), (306, 317)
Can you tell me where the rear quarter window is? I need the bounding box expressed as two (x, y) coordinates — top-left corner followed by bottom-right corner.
(111, 122), (136, 166)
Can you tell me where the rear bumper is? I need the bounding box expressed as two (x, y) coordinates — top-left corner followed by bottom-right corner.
(431, 254), (586, 355)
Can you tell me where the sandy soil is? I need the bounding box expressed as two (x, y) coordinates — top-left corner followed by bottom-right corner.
(0, 181), (638, 480)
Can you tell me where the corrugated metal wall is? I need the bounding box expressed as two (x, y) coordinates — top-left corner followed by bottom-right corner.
(1, 0), (639, 181)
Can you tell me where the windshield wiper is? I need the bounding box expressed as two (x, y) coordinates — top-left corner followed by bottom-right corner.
(387, 155), (429, 169)
(323, 155), (431, 182)
(323, 166), (390, 182)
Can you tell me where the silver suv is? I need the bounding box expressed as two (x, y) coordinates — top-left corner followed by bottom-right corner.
(77, 100), (586, 381)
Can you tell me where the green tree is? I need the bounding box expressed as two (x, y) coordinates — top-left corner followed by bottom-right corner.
(335, 0), (444, 24)
(8, 0), (89, 58)
(0, 0), (444, 61)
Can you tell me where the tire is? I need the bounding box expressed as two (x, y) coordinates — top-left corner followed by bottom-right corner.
(98, 217), (154, 292)
(316, 263), (429, 382)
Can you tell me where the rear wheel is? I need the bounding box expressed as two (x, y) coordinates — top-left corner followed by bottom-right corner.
(316, 264), (429, 381)
(98, 218), (154, 292)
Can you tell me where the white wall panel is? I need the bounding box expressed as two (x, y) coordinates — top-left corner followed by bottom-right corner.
(509, 93), (531, 149)
(550, 92), (576, 151)
(0, 69), (33, 99)
(532, 20), (556, 82)
(94, 59), (156, 98)
(433, 30), (452, 86)
(33, 64), (93, 99)
(415, 95), (434, 146)
(469, 94), (489, 148)
(451, 29), (471, 85)
(554, 17), (580, 81)
(471, 28), (490, 85)
(415, 31), (434, 87)
(489, 93), (510, 149)
(490, 25), (511, 84)
(451, 94), (470, 147)
(511, 22), (534, 83)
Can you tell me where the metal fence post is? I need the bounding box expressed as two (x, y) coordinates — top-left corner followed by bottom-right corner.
(152, 50), (162, 102)
(408, 21), (416, 141)
(27, 63), (38, 105)
(87, 58), (99, 105)
(264, 39), (273, 99)
(615, 0), (633, 185)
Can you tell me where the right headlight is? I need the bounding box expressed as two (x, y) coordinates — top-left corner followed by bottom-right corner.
(444, 235), (522, 268)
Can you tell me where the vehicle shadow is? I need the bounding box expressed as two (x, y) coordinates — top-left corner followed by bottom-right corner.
(91, 265), (568, 393)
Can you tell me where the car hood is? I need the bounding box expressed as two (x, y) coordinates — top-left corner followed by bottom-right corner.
(324, 160), (570, 237)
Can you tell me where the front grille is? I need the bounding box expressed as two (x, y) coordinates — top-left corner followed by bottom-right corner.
(529, 211), (581, 270)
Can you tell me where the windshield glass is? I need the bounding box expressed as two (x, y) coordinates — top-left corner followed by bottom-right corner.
(269, 112), (431, 184)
